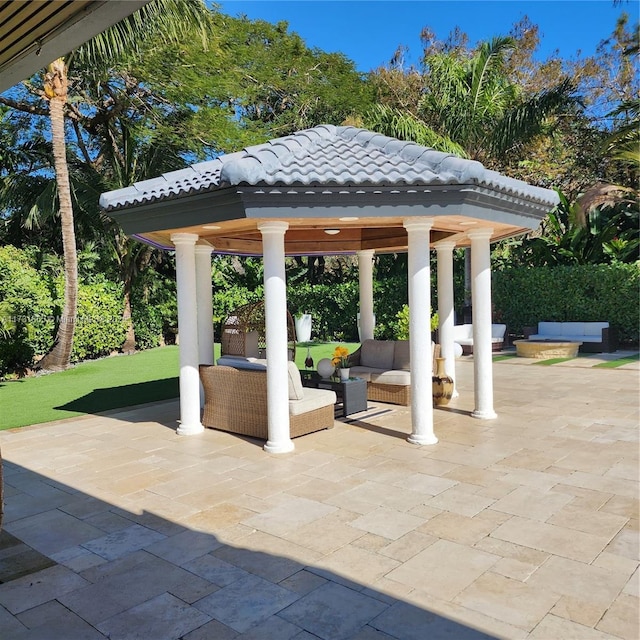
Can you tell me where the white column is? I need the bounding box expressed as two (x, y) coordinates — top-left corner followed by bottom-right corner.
(435, 240), (458, 397)
(171, 233), (204, 435)
(357, 249), (375, 341)
(468, 228), (497, 419)
(195, 244), (214, 407)
(258, 221), (294, 454)
(403, 218), (437, 445)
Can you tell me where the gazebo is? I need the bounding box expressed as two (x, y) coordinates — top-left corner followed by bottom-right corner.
(100, 125), (558, 453)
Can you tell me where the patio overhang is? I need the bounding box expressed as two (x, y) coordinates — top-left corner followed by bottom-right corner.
(0, 0), (151, 93)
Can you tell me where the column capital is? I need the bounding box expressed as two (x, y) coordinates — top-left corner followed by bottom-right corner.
(194, 244), (214, 255)
(171, 232), (199, 246)
(357, 249), (375, 260)
(403, 217), (434, 232)
(258, 221), (289, 234)
(467, 227), (494, 241)
(434, 239), (457, 252)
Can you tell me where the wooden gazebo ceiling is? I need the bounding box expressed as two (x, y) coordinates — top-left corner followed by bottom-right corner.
(141, 215), (521, 256)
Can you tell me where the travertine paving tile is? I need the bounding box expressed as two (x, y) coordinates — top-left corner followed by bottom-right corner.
(596, 593), (640, 639)
(528, 555), (630, 622)
(193, 573), (298, 633)
(278, 581), (388, 640)
(6, 509), (106, 556)
(491, 486), (573, 521)
(378, 530), (438, 562)
(144, 529), (223, 565)
(81, 523), (166, 561)
(600, 494), (639, 519)
(425, 486), (496, 517)
(546, 504), (628, 538)
(528, 613), (623, 639)
(318, 545), (400, 586)
(491, 516), (610, 563)
(0, 564), (89, 614)
(98, 592), (211, 640)
(417, 511), (498, 545)
(386, 539), (499, 600)
(350, 507), (425, 540)
(241, 496), (336, 537)
(391, 471), (458, 496)
(455, 571), (560, 630)
(605, 521), (640, 561)
(327, 480), (426, 513)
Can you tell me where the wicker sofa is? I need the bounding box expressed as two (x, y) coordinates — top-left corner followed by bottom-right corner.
(523, 322), (618, 353)
(199, 359), (336, 440)
(346, 339), (439, 406)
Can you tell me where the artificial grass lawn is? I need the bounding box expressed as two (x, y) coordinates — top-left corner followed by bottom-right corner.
(1, 342), (360, 430)
(593, 353), (640, 368)
(1, 346), (182, 430)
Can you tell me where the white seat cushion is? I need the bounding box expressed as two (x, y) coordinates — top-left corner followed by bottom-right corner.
(370, 370), (411, 386)
(289, 388), (336, 415)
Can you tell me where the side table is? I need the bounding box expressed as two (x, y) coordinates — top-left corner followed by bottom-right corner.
(300, 371), (367, 417)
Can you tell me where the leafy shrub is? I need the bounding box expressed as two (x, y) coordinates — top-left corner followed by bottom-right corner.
(131, 272), (177, 348)
(70, 279), (127, 361)
(395, 305), (439, 340)
(0, 246), (55, 376)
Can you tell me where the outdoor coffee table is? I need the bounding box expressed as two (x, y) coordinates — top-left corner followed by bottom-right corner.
(300, 371), (368, 417)
(513, 339), (582, 359)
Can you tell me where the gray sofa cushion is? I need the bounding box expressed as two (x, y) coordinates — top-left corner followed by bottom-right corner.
(360, 339), (395, 369)
(392, 340), (411, 370)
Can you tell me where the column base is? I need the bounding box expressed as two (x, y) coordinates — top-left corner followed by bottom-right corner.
(264, 440), (295, 454)
(407, 433), (438, 446)
(177, 422), (205, 435)
(471, 409), (497, 420)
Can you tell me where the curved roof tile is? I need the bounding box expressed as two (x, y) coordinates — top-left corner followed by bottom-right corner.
(100, 125), (559, 212)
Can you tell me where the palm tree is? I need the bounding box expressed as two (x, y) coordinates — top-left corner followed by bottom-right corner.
(8, 0), (211, 371)
(364, 37), (575, 164)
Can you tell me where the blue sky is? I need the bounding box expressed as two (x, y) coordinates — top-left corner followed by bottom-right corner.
(218, 1), (634, 71)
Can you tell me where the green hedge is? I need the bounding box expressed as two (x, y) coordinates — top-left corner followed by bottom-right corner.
(493, 263), (640, 343)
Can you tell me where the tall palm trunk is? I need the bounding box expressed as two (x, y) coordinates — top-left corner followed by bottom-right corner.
(38, 59), (78, 371)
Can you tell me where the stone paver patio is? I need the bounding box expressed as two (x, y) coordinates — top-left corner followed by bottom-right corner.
(1, 356), (638, 639)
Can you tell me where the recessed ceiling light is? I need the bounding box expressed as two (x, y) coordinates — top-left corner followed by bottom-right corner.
(339, 216), (359, 221)
(202, 225), (221, 230)
(324, 229), (340, 235)
(459, 221), (478, 226)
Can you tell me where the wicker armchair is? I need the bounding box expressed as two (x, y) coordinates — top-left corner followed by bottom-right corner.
(199, 364), (335, 440)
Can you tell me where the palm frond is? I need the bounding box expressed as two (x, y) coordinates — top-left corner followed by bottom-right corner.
(361, 105), (467, 157)
(490, 78), (576, 158)
(469, 36), (515, 114)
(69, 0), (211, 71)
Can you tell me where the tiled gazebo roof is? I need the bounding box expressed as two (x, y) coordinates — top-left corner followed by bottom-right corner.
(100, 125), (559, 255)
